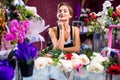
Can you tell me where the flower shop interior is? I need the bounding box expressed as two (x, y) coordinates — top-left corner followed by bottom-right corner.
(0, 0), (120, 80)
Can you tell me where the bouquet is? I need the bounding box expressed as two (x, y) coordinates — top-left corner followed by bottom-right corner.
(13, 40), (38, 77)
(102, 47), (120, 75)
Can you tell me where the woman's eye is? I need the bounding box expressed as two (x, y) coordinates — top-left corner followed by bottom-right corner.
(58, 10), (62, 13)
(64, 10), (67, 13)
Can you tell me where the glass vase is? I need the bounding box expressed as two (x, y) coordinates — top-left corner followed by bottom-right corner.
(69, 68), (88, 80)
(93, 32), (106, 52)
(88, 71), (106, 80)
(92, 32), (101, 52)
(112, 74), (120, 80)
(33, 66), (49, 80)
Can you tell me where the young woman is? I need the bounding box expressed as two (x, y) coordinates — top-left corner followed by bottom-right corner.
(49, 2), (81, 53)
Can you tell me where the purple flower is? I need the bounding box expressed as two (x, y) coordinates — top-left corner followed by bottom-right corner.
(0, 60), (14, 80)
(5, 19), (30, 43)
(13, 41), (38, 63)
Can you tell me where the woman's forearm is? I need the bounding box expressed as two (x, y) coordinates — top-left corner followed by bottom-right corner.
(63, 46), (80, 53)
(55, 30), (65, 49)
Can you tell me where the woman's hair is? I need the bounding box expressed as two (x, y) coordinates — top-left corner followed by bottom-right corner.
(57, 2), (73, 17)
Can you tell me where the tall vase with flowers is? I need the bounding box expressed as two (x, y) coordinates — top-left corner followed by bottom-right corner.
(4, 19), (38, 77)
(84, 1), (115, 52)
(13, 40), (38, 77)
(84, 11), (107, 52)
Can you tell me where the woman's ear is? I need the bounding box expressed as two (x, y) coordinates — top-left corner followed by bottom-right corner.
(69, 15), (72, 18)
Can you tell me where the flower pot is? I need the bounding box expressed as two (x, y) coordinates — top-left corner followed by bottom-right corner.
(19, 60), (34, 77)
(0, 60), (14, 80)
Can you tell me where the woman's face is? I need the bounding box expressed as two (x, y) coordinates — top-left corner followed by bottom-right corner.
(57, 5), (72, 21)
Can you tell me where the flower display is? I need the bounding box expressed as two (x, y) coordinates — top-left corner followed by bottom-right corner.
(84, 11), (107, 35)
(5, 19), (29, 43)
(34, 57), (53, 69)
(80, 8), (91, 21)
(106, 4), (120, 25)
(13, 40), (38, 64)
(86, 63), (104, 73)
(84, 1), (120, 35)
(106, 64), (120, 75)
(102, 47), (120, 75)
(57, 59), (73, 73)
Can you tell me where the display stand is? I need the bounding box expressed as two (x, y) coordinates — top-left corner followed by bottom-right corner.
(108, 25), (120, 48)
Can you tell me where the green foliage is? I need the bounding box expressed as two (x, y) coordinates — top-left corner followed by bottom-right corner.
(102, 56), (119, 69)
(39, 46), (64, 65)
(107, 7), (114, 17)
(51, 49), (62, 59)
(17, 5), (34, 20)
(81, 48), (93, 60)
(38, 45), (53, 56)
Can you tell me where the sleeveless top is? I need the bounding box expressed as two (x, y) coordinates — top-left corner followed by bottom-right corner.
(57, 26), (74, 47)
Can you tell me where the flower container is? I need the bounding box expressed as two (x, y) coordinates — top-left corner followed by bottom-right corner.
(112, 74), (120, 80)
(69, 68), (89, 80)
(0, 60), (14, 80)
(33, 67), (49, 80)
(106, 74), (120, 80)
(18, 60), (34, 77)
(88, 72), (106, 80)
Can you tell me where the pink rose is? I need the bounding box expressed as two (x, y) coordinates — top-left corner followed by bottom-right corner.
(116, 5), (120, 16)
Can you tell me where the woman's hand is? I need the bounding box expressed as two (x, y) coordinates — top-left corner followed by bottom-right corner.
(57, 21), (64, 30)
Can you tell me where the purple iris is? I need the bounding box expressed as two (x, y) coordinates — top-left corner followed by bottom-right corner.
(0, 60), (14, 80)
(13, 41), (38, 63)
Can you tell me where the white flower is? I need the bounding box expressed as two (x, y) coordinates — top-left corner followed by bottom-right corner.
(71, 53), (80, 59)
(79, 54), (90, 65)
(45, 57), (53, 66)
(91, 56), (106, 64)
(13, 0), (25, 6)
(58, 52), (65, 59)
(86, 8), (91, 12)
(103, 1), (112, 9)
(34, 57), (47, 69)
(25, 6), (40, 17)
(81, 8), (86, 13)
(97, 11), (103, 16)
(90, 52), (106, 64)
(86, 63), (104, 73)
(57, 59), (73, 72)
(93, 52), (101, 57)
(71, 59), (83, 69)
(97, 17), (106, 27)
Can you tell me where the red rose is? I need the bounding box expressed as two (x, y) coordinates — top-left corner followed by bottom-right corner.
(106, 64), (120, 75)
(112, 12), (118, 18)
(65, 53), (72, 60)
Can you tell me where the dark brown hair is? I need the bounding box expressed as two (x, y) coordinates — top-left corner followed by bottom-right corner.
(57, 2), (73, 17)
